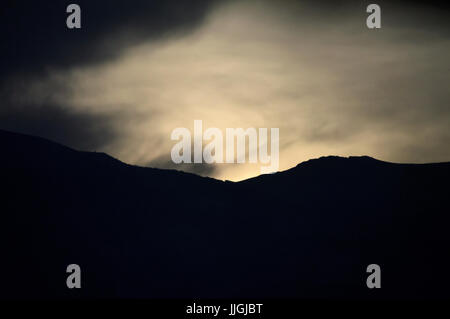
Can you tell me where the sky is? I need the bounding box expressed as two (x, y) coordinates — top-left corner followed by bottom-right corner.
(1, 0), (450, 181)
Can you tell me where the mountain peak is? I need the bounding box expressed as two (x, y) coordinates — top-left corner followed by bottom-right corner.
(295, 155), (380, 167)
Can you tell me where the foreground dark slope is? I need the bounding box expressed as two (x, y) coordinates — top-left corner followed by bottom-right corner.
(1, 129), (449, 299)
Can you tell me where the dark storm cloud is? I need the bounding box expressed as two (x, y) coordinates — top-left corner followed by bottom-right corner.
(1, 0), (449, 80)
(1, 0), (447, 80)
(0, 0), (223, 78)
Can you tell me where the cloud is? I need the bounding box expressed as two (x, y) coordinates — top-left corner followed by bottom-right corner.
(0, 0), (224, 78)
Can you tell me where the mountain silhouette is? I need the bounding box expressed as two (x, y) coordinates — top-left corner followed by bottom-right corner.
(1, 129), (450, 299)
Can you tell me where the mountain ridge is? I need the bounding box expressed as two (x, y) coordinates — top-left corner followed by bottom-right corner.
(2, 128), (448, 182)
(1, 128), (450, 299)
